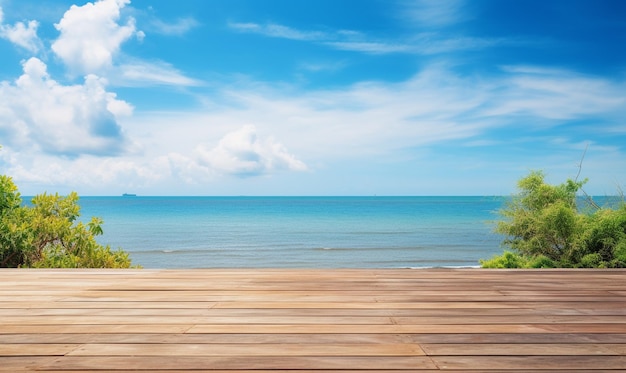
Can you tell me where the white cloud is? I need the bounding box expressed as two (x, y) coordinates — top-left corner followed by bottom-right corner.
(51, 0), (139, 75)
(325, 41), (411, 54)
(0, 6), (42, 53)
(2, 62), (625, 195)
(403, 0), (468, 28)
(150, 16), (199, 35)
(229, 22), (327, 41)
(115, 60), (202, 86)
(299, 60), (347, 73)
(47, 1), (199, 86)
(205, 66), (492, 155)
(143, 64), (626, 165)
(2, 124), (307, 192)
(324, 32), (501, 55)
(196, 125), (307, 177)
(230, 20), (499, 56)
(487, 66), (626, 120)
(0, 57), (132, 156)
(2, 152), (168, 191)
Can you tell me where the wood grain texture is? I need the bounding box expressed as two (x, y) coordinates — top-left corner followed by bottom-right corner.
(0, 268), (624, 371)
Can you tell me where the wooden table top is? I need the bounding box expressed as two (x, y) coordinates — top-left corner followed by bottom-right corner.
(1, 268), (624, 372)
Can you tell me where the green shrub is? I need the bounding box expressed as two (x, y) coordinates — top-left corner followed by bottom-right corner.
(483, 171), (625, 268)
(527, 255), (556, 268)
(0, 174), (136, 268)
(480, 251), (529, 268)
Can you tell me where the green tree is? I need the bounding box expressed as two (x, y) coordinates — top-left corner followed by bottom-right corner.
(0, 175), (34, 267)
(481, 171), (626, 268)
(0, 174), (135, 268)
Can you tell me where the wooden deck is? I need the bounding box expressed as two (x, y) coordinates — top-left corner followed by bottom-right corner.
(0, 268), (625, 372)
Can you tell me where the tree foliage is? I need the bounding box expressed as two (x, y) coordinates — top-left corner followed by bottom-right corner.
(0, 174), (135, 268)
(481, 171), (626, 268)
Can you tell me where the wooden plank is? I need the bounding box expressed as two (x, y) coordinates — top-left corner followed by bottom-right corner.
(431, 355), (626, 370)
(0, 300), (525, 309)
(67, 343), (426, 356)
(38, 356), (438, 370)
(408, 333), (626, 344)
(51, 293), (625, 302)
(4, 322), (624, 334)
(0, 344), (80, 356)
(0, 301), (220, 309)
(210, 301), (524, 309)
(187, 323), (626, 334)
(3, 306), (625, 316)
(393, 315), (626, 324)
(421, 343), (625, 356)
(9, 314), (625, 325)
(0, 324), (192, 334)
(5, 332), (626, 345)
(0, 370), (441, 373)
(0, 333), (405, 345)
(0, 357), (60, 372)
(0, 315), (397, 325)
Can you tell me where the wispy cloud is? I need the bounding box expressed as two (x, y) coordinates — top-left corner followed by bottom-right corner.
(298, 60), (347, 73)
(230, 20), (500, 55)
(226, 0), (505, 58)
(326, 34), (500, 55)
(149, 16), (199, 36)
(116, 60), (202, 86)
(402, 0), (468, 28)
(229, 22), (327, 41)
(134, 64), (626, 165)
(324, 41), (411, 54)
(488, 66), (626, 120)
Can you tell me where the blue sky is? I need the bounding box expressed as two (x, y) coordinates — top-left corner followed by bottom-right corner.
(0, 0), (625, 196)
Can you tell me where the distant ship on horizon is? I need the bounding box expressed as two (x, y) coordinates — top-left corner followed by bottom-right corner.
(122, 193), (137, 197)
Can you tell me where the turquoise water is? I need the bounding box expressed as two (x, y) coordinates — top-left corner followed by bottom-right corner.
(75, 196), (506, 268)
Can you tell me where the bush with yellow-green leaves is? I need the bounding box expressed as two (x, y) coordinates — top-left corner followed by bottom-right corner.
(0, 174), (135, 268)
(482, 171), (626, 268)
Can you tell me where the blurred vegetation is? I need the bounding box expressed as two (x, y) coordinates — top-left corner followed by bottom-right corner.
(1, 174), (136, 268)
(481, 170), (626, 268)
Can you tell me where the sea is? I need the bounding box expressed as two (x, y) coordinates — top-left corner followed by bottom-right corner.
(73, 196), (507, 269)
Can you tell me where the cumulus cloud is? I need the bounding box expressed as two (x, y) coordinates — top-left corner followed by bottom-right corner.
(47, 1), (200, 86)
(51, 0), (140, 75)
(196, 125), (307, 177)
(0, 6), (42, 53)
(0, 57), (132, 156)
